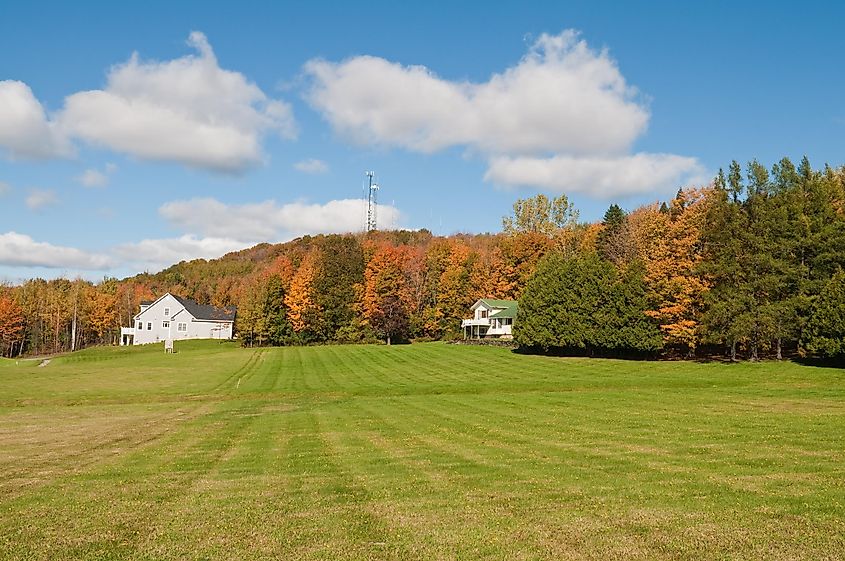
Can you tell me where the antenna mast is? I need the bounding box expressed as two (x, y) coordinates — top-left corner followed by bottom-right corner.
(365, 171), (380, 232)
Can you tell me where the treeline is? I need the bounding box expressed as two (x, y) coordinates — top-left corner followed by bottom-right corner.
(516, 157), (845, 360)
(0, 278), (145, 357)
(1, 157), (844, 360)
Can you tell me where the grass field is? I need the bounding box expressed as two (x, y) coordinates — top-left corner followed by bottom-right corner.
(1, 341), (843, 560)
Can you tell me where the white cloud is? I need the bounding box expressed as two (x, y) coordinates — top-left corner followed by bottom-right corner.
(0, 232), (112, 269)
(113, 235), (247, 272)
(485, 153), (706, 197)
(305, 30), (703, 198)
(57, 32), (296, 172)
(25, 188), (59, 210)
(1, 33), (294, 173)
(0, 81), (70, 159)
(77, 168), (109, 188)
(159, 197), (401, 242)
(0, 181), (10, 196)
(293, 158), (329, 174)
(305, 31), (647, 156)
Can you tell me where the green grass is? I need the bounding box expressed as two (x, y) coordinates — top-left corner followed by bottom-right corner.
(0, 341), (843, 560)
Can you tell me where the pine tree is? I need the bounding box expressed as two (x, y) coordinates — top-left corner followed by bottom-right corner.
(312, 235), (364, 341)
(804, 269), (845, 358)
(597, 204), (635, 266)
(515, 253), (661, 354)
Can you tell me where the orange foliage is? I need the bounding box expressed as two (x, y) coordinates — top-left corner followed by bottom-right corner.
(580, 223), (604, 253)
(0, 295), (24, 356)
(490, 232), (553, 300)
(362, 244), (411, 341)
(284, 251), (319, 332)
(633, 188), (714, 351)
(88, 291), (118, 340)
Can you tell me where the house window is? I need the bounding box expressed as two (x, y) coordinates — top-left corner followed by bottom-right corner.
(177, 323), (187, 332)
(136, 321), (142, 330)
(162, 321), (169, 328)
(480, 310), (487, 319)
(164, 307), (170, 317)
(147, 322), (152, 330)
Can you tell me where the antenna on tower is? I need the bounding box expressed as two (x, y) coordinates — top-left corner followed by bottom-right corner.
(364, 171), (380, 232)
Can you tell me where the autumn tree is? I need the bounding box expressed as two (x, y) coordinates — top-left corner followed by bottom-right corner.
(632, 188), (713, 355)
(434, 240), (486, 336)
(489, 232), (553, 300)
(502, 193), (579, 236)
(88, 290), (119, 344)
(0, 294), (24, 357)
(363, 245), (411, 344)
(284, 251), (321, 340)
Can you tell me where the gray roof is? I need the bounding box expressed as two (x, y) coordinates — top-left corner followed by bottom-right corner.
(172, 295), (236, 322)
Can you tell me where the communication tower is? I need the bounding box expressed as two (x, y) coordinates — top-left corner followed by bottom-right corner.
(364, 171), (380, 232)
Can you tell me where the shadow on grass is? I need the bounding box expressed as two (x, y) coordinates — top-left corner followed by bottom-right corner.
(512, 345), (662, 362)
(793, 356), (845, 369)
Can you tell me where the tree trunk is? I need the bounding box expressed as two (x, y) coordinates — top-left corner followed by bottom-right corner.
(71, 300), (78, 353)
(776, 338), (782, 360)
(730, 341), (737, 362)
(387, 335), (391, 346)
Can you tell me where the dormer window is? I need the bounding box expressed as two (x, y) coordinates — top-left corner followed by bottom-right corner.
(164, 307), (170, 317)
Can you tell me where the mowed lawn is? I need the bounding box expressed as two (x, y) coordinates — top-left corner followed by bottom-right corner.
(0, 342), (843, 560)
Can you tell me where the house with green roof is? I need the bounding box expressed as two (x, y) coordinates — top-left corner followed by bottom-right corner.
(461, 299), (518, 339)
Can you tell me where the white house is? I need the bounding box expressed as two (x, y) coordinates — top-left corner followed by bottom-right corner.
(461, 299), (518, 339)
(120, 293), (236, 346)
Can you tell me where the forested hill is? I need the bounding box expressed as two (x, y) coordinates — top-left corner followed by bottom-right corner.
(128, 228), (469, 309)
(2, 157), (845, 361)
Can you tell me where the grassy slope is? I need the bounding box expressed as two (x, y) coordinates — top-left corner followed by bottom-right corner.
(0, 342), (843, 560)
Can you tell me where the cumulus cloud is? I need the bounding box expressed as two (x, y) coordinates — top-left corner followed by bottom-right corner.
(305, 30), (703, 197)
(485, 153), (706, 197)
(113, 234), (246, 272)
(0, 232), (112, 269)
(25, 188), (59, 210)
(0, 181), (10, 196)
(76, 166), (113, 188)
(1, 33), (294, 173)
(110, 196), (401, 273)
(159, 197), (401, 242)
(305, 31), (648, 156)
(293, 158), (329, 174)
(58, 32), (296, 172)
(0, 81), (70, 159)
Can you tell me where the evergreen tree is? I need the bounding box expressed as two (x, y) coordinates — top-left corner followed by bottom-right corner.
(803, 269), (845, 358)
(313, 235), (365, 341)
(700, 162), (751, 360)
(263, 275), (293, 345)
(597, 204), (635, 266)
(515, 253), (661, 354)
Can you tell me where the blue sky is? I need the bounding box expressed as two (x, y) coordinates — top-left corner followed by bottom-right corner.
(1, 0), (843, 282)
